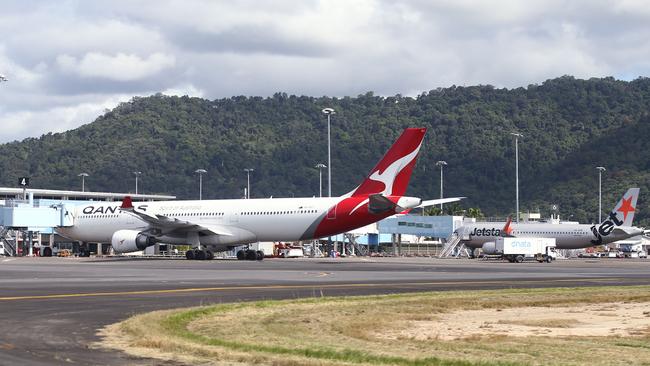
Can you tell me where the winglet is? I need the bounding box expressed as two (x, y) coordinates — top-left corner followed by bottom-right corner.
(502, 216), (514, 236)
(121, 196), (134, 209)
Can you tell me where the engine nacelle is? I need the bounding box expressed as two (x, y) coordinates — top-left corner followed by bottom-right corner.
(481, 241), (500, 255)
(111, 230), (157, 253)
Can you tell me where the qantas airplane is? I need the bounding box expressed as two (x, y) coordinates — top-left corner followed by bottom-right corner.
(56, 128), (460, 260)
(457, 188), (644, 254)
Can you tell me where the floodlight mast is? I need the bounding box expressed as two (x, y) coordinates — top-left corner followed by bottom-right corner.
(194, 169), (207, 200)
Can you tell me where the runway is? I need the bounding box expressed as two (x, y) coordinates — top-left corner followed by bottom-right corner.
(1, 256), (649, 365)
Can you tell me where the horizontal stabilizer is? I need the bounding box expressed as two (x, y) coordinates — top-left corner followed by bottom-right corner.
(415, 197), (465, 209)
(612, 226), (644, 236)
(368, 194), (398, 215)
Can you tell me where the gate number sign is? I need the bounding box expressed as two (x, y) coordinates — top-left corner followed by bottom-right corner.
(19, 177), (30, 187)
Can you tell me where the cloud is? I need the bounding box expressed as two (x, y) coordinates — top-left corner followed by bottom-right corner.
(0, 94), (132, 143)
(1, 0), (650, 143)
(56, 52), (176, 81)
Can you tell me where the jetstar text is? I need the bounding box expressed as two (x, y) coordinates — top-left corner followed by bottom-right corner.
(470, 228), (502, 237)
(590, 211), (623, 245)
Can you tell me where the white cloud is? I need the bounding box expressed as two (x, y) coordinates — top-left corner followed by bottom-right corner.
(56, 52), (176, 81)
(0, 94), (132, 143)
(1, 0), (650, 143)
(162, 83), (204, 98)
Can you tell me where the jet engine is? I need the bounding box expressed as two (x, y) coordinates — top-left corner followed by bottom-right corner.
(481, 241), (500, 255)
(111, 230), (157, 254)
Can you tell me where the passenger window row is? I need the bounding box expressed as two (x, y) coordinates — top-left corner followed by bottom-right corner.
(242, 210), (317, 215)
(169, 212), (224, 217)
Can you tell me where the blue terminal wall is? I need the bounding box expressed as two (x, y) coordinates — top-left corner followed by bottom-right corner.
(378, 215), (464, 238)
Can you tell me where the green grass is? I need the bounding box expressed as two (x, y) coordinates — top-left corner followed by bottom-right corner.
(99, 286), (650, 366)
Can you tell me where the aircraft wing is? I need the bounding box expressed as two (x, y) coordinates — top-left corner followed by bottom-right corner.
(415, 197), (465, 208)
(119, 197), (233, 237)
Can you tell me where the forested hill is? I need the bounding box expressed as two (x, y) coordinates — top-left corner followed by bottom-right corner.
(1, 76), (650, 225)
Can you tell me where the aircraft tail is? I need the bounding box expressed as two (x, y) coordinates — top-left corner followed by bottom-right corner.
(350, 128), (426, 197)
(606, 188), (639, 227)
(501, 216), (514, 237)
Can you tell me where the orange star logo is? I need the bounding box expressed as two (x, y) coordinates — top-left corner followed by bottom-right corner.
(617, 196), (635, 222)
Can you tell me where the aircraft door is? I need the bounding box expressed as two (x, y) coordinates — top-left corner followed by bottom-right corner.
(60, 204), (75, 227)
(229, 211), (239, 224)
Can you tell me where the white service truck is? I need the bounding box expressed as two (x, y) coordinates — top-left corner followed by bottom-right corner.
(495, 237), (557, 263)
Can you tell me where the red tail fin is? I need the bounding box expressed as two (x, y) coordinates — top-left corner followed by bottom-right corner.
(351, 128), (426, 197)
(502, 216), (514, 236)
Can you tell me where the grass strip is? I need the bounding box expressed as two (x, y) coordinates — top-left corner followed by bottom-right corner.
(161, 306), (518, 366)
(104, 286), (650, 366)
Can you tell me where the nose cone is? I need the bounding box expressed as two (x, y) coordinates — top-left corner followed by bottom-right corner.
(397, 196), (422, 210)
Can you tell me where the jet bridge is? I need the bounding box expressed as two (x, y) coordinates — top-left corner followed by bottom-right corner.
(0, 196), (76, 256)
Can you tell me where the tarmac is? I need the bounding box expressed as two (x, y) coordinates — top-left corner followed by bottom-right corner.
(1, 256), (649, 365)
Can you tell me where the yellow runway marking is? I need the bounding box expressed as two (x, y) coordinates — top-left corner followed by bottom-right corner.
(0, 277), (629, 302)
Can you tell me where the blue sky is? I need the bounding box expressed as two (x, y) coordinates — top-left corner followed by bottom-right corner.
(1, 0), (649, 143)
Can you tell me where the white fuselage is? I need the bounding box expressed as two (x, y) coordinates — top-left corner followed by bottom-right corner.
(460, 222), (644, 250)
(56, 197), (341, 248)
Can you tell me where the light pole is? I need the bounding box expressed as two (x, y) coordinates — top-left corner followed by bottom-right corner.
(78, 173), (89, 192)
(321, 108), (336, 255)
(596, 166), (606, 222)
(321, 108), (335, 198)
(435, 161), (447, 211)
(133, 171), (142, 195)
(510, 132), (523, 223)
(194, 169), (207, 200)
(244, 168), (254, 199)
(315, 163), (326, 197)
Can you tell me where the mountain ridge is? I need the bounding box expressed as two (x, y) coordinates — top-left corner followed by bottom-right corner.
(1, 76), (649, 225)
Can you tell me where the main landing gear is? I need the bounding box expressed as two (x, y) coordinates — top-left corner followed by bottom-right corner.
(186, 249), (214, 260)
(236, 249), (264, 261)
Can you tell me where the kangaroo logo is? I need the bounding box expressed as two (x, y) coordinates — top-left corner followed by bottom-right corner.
(367, 141), (422, 196)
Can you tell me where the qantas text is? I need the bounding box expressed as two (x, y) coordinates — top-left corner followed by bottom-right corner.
(82, 205), (148, 215)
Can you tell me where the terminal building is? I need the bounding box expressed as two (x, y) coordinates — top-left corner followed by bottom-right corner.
(0, 187), (175, 257)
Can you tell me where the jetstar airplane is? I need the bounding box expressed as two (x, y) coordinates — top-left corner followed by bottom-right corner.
(456, 188), (644, 254)
(56, 128), (462, 260)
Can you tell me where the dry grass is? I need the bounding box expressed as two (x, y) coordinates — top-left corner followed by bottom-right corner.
(98, 286), (650, 366)
(496, 318), (582, 328)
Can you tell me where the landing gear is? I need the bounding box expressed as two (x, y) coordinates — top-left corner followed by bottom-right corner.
(237, 250), (246, 260)
(186, 249), (214, 261)
(236, 249), (264, 261)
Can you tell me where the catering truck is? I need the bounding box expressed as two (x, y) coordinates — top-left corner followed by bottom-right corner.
(494, 237), (557, 263)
